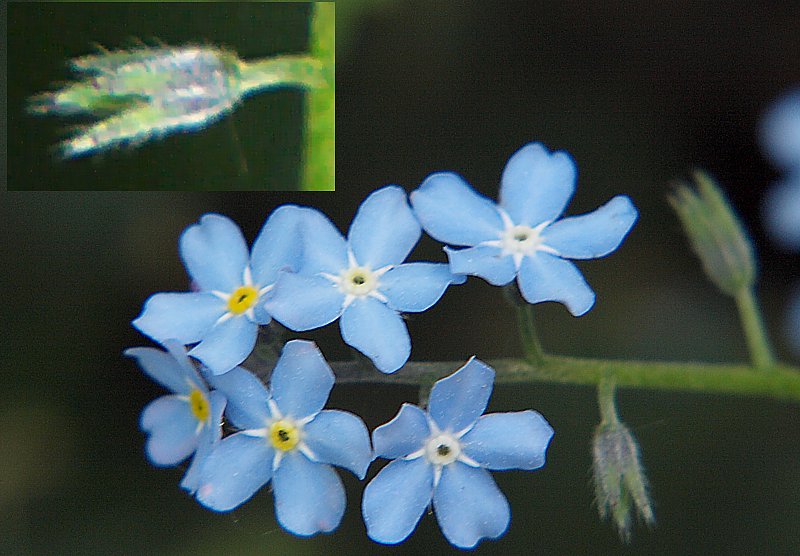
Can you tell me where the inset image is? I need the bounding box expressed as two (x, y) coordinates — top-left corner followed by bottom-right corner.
(8, 2), (334, 191)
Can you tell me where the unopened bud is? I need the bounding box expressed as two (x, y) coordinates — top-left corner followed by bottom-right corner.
(669, 170), (756, 296)
(592, 418), (654, 542)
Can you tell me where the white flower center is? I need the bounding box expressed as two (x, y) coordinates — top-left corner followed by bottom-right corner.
(501, 223), (547, 256)
(424, 432), (461, 466)
(339, 265), (378, 297)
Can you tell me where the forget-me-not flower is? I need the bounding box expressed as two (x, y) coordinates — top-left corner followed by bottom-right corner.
(362, 358), (554, 549)
(133, 207), (304, 375)
(196, 340), (372, 536)
(125, 341), (226, 494)
(760, 87), (800, 353)
(264, 186), (463, 373)
(410, 142), (638, 316)
(761, 88), (800, 251)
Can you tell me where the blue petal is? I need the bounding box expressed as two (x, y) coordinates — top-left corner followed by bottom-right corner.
(189, 315), (258, 375)
(206, 366), (271, 430)
(196, 432), (274, 512)
(348, 186), (421, 268)
(445, 245), (517, 286)
(271, 340), (334, 420)
(340, 298), (410, 373)
(181, 390), (226, 493)
(762, 174), (800, 251)
(273, 452), (345, 536)
(125, 344), (196, 395)
(433, 462), (510, 549)
(263, 272), (345, 331)
(140, 395), (198, 466)
(372, 403), (430, 459)
(250, 205), (305, 287)
(410, 172), (504, 246)
(179, 214), (249, 292)
(542, 195), (638, 259)
(461, 411), (555, 471)
(428, 358), (494, 433)
(296, 208), (348, 275)
(363, 457), (434, 545)
(380, 263), (456, 313)
(517, 252), (595, 316)
(760, 88), (800, 170)
(303, 410), (372, 479)
(132, 292), (223, 345)
(499, 143), (577, 226)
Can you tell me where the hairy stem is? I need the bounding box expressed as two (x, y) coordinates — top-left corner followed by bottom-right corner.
(324, 355), (800, 402)
(301, 2), (335, 191)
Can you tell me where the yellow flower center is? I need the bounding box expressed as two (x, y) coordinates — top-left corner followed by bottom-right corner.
(189, 389), (209, 422)
(269, 420), (300, 452)
(227, 285), (259, 314)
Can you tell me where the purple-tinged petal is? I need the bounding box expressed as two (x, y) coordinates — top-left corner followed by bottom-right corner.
(296, 208), (348, 275)
(196, 433), (274, 512)
(543, 195), (638, 259)
(372, 403), (430, 459)
(433, 462), (510, 549)
(411, 172), (504, 246)
(461, 411), (554, 471)
(444, 245), (516, 286)
(363, 457), (434, 545)
(428, 358), (494, 433)
(273, 453), (345, 536)
(499, 143), (577, 226)
(250, 205), (306, 287)
(140, 395), (198, 466)
(340, 298), (410, 373)
(517, 252), (595, 316)
(206, 366), (270, 430)
(304, 410), (372, 479)
(189, 315), (258, 375)
(125, 344), (197, 395)
(380, 263), (456, 313)
(181, 390), (226, 493)
(179, 214), (249, 293)
(348, 186), (421, 268)
(263, 272), (345, 331)
(132, 292), (223, 346)
(271, 340), (334, 420)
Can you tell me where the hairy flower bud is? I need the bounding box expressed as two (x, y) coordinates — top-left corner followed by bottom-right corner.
(669, 170), (756, 296)
(592, 417), (654, 542)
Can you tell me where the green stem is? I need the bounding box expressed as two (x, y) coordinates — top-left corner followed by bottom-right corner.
(735, 287), (775, 369)
(301, 2), (335, 191)
(321, 355), (800, 402)
(238, 55), (325, 95)
(515, 303), (545, 366)
(597, 375), (619, 425)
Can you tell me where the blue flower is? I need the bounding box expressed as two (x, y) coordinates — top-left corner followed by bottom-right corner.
(263, 186), (463, 373)
(410, 142), (638, 316)
(125, 341), (226, 494)
(362, 358), (554, 549)
(761, 87), (800, 172)
(133, 207), (304, 375)
(196, 340), (372, 537)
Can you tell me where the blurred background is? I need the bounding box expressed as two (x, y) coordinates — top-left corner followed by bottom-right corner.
(3, 1), (800, 554)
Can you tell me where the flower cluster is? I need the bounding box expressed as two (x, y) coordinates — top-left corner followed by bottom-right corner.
(761, 89), (800, 352)
(128, 142), (637, 547)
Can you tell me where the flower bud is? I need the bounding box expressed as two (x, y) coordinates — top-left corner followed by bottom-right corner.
(592, 418), (654, 542)
(669, 170), (756, 296)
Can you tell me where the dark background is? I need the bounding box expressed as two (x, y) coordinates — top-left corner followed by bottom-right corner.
(3, 1), (800, 555)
